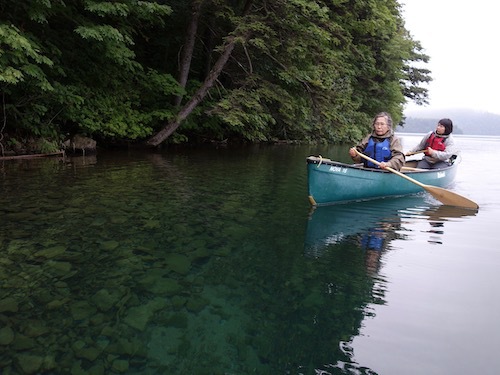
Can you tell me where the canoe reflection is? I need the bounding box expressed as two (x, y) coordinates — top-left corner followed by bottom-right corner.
(304, 197), (478, 259)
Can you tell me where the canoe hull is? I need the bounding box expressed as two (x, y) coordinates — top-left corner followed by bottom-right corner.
(307, 156), (457, 205)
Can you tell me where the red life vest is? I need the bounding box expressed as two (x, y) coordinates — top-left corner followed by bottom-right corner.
(425, 133), (446, 151)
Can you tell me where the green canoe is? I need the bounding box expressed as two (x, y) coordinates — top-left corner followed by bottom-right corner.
(307, 156), (458, 206)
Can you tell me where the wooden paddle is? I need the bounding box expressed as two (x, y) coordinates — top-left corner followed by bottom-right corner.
(405, 149), (427, 156)
(354, 149), (479, 209)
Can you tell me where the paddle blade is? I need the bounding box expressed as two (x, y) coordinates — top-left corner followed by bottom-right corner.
(424, 185), (479, 209)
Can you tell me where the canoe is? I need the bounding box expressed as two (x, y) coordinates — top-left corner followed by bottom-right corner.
(307, 156), (458, 206)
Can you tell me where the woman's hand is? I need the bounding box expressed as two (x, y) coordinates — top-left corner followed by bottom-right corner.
(349, 147), (357, 157)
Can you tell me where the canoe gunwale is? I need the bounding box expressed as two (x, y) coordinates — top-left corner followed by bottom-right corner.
(306, 156), (457, 205)
(306, 156), (456, 176)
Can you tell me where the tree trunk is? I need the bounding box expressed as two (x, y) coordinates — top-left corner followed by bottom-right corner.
(174, 0), (203, 107)
(145, 0), (254, 147)
(145, 36), (238, 147)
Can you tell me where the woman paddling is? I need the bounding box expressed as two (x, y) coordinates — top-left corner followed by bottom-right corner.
(406, 118), (456, 169)
(348, 112), (405, 171)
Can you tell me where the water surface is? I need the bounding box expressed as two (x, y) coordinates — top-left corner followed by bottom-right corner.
(0, 135), (499, 374)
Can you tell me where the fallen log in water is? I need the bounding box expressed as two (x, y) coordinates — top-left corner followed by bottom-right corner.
(0, 151), (65, 161)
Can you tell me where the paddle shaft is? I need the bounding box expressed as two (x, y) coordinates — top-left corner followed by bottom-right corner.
(354, 150), (427, 188)
(406, 149), (427, 156)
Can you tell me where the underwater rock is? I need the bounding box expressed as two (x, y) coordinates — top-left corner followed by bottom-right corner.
(46, 298), (69, 310)
(7, 239), (33, 256)
(70, 360), (86, 375)
(149, 278), (182, 296)
(147, 326), (183, 364)
(190, 248), (211, 262)
(70, 301), (97, 321)
(124, 305), (150, 331)
(90, 313), (106, 325)
(186, 297), (209, 313)
(74, 345), (101, 361)
(138, 268), (168, 286)
(111, 359), (129, 373)
(171, 296), (187, 309)
(165, 253), (191, 275)
(45, 261), (72, 276)
(34, 245), (67, 259)
(16, 353), (44, 374)
(11, 333), (36, 350)
(22, 320), (50, 338)
(165, 313), (188, 329)
(100, 241), (120, 250)
(88, 361), (105, 375)
(114, 337), (143, 356)
(123, 298), (167, 331)
(0, 297), (19, 313)
(41, 355), (57, 371)
(0, 326), (15, 345)
(143, 220), (161, 229)
(91, 289), (122, 312)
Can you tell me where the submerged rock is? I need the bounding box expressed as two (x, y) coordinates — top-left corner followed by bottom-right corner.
(91, 289), (122, 312)
(34, 245), (67, 259)
(16, 353), (44, 374)
(112, 359), (129, 373)
(123, 298), (167, 331)
(0, 326), (15, 345)
(0, 297), (19, 313)
(70, 301), (97, 321)
(165, 253), (191, 275)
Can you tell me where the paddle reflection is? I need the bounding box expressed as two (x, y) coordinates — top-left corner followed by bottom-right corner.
(422, 205), (478, 244)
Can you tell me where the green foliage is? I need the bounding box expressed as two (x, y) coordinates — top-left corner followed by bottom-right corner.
(0, 0), (431, 147)
(75, 25), (133, 44)
(0, 24), (53, 89)
(84, 2), (131, 17)
(37, 138), (61, 153)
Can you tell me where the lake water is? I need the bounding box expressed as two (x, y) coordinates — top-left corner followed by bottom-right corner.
(0, 134), (499, 374)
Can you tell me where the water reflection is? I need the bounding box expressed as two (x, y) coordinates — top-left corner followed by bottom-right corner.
(304, 196), (425, 257)
(304, 197), (478, 373)
(305, 197), (478, 258)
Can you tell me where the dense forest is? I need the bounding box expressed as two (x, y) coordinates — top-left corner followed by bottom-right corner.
(0, 0), (431, 154)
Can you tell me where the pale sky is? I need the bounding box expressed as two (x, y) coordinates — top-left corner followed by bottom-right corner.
(401, 0), (500, 115)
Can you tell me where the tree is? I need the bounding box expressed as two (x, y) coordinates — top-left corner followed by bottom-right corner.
(1, 0), (432, 149)
(146, 0), (432, 145)
(1, 0), (177, 143)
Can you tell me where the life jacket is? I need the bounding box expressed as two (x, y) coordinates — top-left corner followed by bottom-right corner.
(364, 137), (391, 168)
(425, 133), (446, 152)
(361, 231), (384, 251)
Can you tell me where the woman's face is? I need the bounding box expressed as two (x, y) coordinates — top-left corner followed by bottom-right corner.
(373, 116), (389, 136)
(436, 123), (445, 135)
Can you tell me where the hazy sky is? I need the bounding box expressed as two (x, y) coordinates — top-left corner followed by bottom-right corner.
(401, 0), (500, 114)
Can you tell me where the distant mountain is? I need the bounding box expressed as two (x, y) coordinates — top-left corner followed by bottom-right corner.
(397, 108), (500, 135)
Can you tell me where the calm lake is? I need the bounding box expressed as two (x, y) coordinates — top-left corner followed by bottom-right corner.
(0, 134), (499, 374)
